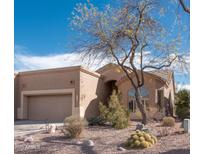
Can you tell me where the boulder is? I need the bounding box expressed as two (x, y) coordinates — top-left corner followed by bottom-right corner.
(49, 124), (56, 134)
(117, 146), (126, 151)
(142, 128), (149, 133)
(76, 140), (83, 145)
(84, 140), (94, 147)
(136, 123), (144, 130)
(24, 136), (33, 142)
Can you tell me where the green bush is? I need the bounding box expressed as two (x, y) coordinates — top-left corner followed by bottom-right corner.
(162, 116), (175, 127)
(175, 89), (190, 120)
(99, 90), (130, 129)
(99, 101), (109, 121)
(88, 116), (105, 126)
(63, 116), (87, 138)
(125, 130), (157, 149)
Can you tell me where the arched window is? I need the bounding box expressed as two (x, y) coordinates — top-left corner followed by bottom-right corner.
(128, 86), (150, 112)
(128, 86), (149, 97)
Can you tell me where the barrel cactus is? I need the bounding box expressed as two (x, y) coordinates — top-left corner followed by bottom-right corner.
(125, 130), (157, 149)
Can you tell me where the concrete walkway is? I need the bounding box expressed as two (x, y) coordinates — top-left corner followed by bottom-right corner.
(14, 120), (63, 137)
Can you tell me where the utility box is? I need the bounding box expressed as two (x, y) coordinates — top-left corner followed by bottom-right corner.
(183, 119), (190, 133)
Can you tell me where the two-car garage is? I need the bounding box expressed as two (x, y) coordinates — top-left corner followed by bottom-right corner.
(14, 66), (100, 121)
(19, 89), (75, 122)
(28, 94), (72, 121)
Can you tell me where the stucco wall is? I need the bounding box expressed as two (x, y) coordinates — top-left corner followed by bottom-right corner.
(117, 73), (165, 118)
(79, 71), (102, 119)
(15, 67), (81, 119)
(14, 74), (19, 120)
(99, 67), (125, 83)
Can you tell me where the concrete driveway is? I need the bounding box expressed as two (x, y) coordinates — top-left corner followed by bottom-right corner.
(14, 120), (63, 137)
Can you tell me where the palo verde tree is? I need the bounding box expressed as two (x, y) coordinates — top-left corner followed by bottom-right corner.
(70, 0), (188, 124)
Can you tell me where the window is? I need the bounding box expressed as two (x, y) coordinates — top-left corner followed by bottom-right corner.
(128, 86), (150, 112)
(142, 99), (150, 111)
(140, 86), (149, 97)
(128, 100), (136, 112)
(155, 89), (164, 111)
(128, 86), (149, 98)
(128, 99), (149, 112)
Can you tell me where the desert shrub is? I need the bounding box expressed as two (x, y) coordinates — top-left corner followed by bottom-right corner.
(88, 116), (105, 126)
(125, 130), (157, 149)
(175, 89), (190, 120)
(99, 102), (109, 121)
(63, 116), (87, 138)
(153, 111), (164, 121)
(99, 90), (130, 129)
(162, 116), (175, 127)
(136, 111), (142, 120)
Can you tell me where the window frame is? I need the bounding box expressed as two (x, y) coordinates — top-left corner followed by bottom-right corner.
(155, 88), (164, 111)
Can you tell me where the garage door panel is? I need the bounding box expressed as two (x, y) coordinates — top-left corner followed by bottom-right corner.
(28, 94), (72, 121)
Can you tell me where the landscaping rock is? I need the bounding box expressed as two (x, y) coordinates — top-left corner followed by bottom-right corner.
(142, 127), (149, 133)
(49, 124), (56, 134)
(24, 136), (33, 142)
(15, 121), (190, 154)
(117, 146), (126, 151)
(84, 140), (94, 147)
(136, 123), (144, 130)
(76, 141), (83, 145)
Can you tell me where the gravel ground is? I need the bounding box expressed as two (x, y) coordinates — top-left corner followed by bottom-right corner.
(14, 121), (190, 154)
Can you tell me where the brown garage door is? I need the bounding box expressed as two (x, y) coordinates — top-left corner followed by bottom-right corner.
(28, 94), (72, 122)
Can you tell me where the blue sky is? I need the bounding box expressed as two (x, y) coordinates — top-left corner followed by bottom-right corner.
(15, 0), (111, 55)
(15, 0), (190, 89)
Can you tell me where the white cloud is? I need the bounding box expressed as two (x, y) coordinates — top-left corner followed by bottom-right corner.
(176, 84), (190, 91)
(14, 52), (111, 72)
(15, 47), (190, 90)
(14, 45), (189, 77)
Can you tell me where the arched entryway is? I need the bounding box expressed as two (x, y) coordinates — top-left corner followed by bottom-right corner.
(104, 80), (118, 106)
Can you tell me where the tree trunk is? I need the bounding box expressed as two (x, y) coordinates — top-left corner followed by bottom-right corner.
(135, 88), (147, 125)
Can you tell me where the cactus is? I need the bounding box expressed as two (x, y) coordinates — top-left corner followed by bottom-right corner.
(125, 130), (157, 149)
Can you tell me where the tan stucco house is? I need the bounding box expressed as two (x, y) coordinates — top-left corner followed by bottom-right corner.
(14, 63), (175, 122)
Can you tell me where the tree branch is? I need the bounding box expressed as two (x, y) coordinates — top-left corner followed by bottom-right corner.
(139, 43), (148, 87)
(129, 42), (141, 86)
(109, 46), (138, 90)
(134, 4), (146, 43)
(142, 56), (178, 70)
(179, 0), (190, 14)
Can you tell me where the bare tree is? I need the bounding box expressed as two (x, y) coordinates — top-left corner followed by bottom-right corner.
(70, 0), (188, 124)
(179, 0), (190, 14)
